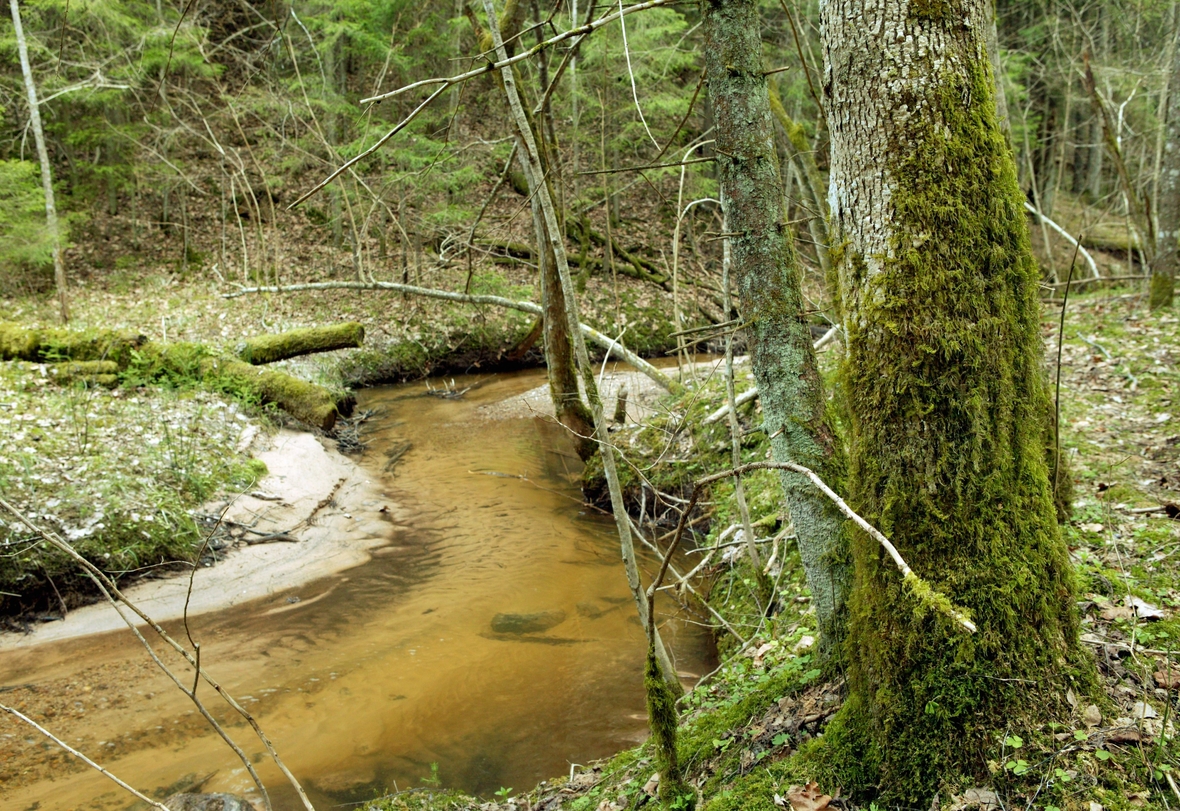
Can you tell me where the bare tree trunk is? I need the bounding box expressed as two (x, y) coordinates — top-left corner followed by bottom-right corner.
(820, 0), (1083, 802)
(1154, 9), (1180, 310)
(702, 0), (850, 655)
(11, 0), (68, 323)
(480, 0), (681, 693)
(475, 5), (595, 454)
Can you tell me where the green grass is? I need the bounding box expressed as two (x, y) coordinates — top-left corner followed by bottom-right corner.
(0, 361), (269, 614)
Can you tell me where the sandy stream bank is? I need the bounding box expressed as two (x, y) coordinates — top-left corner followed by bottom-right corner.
(0, 428), (405, 653)
(1, 362), (701, 652)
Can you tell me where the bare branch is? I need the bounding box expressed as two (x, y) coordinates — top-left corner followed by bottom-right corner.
(688, 463), (977, 634)
(0, 703), (170, 811)
(359, 0), (681, 105)
(288, 84), (449, 209)
(0, 497), (317, 811)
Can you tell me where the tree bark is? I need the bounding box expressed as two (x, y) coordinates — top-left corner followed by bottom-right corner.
(10, 0), (68, 323)
(820, 0), (1083, 802)
(702, 0), (850, 655)
(475, 3), (596, 456)
(1153, 12), (1180, 310)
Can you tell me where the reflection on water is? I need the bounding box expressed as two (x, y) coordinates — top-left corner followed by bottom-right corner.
(0, 370), (714, 810)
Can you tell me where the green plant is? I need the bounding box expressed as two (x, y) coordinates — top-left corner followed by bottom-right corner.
(493, 787), (512, 800)
(421, 762), (441, 786)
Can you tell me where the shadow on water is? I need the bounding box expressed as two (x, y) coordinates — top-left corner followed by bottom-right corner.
(0, 369), (716, 810)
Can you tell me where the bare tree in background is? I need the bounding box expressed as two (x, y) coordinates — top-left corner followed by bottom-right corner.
(10, 0), (68, 322)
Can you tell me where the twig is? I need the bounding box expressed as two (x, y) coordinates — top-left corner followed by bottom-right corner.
(616, 0), (658, 149)
(289, 83), (449, 208)
(361, 0), (681, 105)
(0, 703), (170, 811)
(691, 463), (977, 633)
(0, 497), (314, 811)
(1055, 238), (1081, 503)
(578, 155), (715, 175)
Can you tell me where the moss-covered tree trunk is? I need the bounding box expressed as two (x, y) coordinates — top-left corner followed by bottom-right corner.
(702, 0), (850, 653)
(1154, 16), (1180, 310)
(820, 0), (1083, 801)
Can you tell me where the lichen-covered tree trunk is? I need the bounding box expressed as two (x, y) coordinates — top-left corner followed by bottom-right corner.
(820, 0), (1084, 801)
(1154, 17), (1180, 310)
(702, 0), (850, 653)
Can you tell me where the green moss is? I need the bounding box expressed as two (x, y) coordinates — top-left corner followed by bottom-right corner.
(825, 50), (1093, 804)
(646, 646), (692, 807)
(699, 769), (779, 811)
(1149, 272), (1174, 310)
(234, 322), (365, 365)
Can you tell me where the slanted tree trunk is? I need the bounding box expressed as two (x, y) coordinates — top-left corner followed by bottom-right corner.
(702, 0), (850, 655)
(473, 4), (595, 457)
(1153, 14), (1180, 310)
(819, 0), (1084, 802)
(10, 0), (68, 323)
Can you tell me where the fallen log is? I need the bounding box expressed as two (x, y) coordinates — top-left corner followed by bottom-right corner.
(221, 280), (682, 394)
(201, 357), (341, 431)
(234, 322), (365, 365)
(1, 322), (356, 431)
(0, 322), (146, 364)
(47, 360), (120, 388)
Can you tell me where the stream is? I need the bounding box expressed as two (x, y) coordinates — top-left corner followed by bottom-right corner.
(0, 368), (715, 810)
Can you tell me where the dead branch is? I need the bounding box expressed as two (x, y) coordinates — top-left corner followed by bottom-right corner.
(0, 497), (317, 811)
(675, 462), (977, 634)
(0, 703), (170, 811)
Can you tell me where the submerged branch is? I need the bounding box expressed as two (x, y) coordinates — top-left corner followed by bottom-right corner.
(0, 703), (170, 811)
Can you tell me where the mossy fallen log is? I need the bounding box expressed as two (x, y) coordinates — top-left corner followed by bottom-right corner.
(47, 360), (120, 388)
(0, 322), (147, 364)
(201, 357), (341, 431)
(1, 322), (358, 431)
(234, 322), (365, 365)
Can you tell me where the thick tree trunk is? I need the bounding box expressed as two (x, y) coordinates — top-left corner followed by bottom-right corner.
(702, 0), (850, 654)
(820, 0), (1083, 802)
(1153, 15), (1180, 310)
(10, 0), (68, 323)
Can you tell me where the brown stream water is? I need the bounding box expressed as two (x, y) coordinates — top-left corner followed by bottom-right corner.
(0, 369), (714, 810)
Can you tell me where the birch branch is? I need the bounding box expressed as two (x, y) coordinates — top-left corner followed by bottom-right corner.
(1024, 202), (1100, 280)
(221, 280), (679, 393)
(0, 703), (170, 811)
(687, 462), (977, 634)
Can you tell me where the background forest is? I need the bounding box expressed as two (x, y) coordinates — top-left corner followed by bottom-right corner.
(1, 0), (1173, 314)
